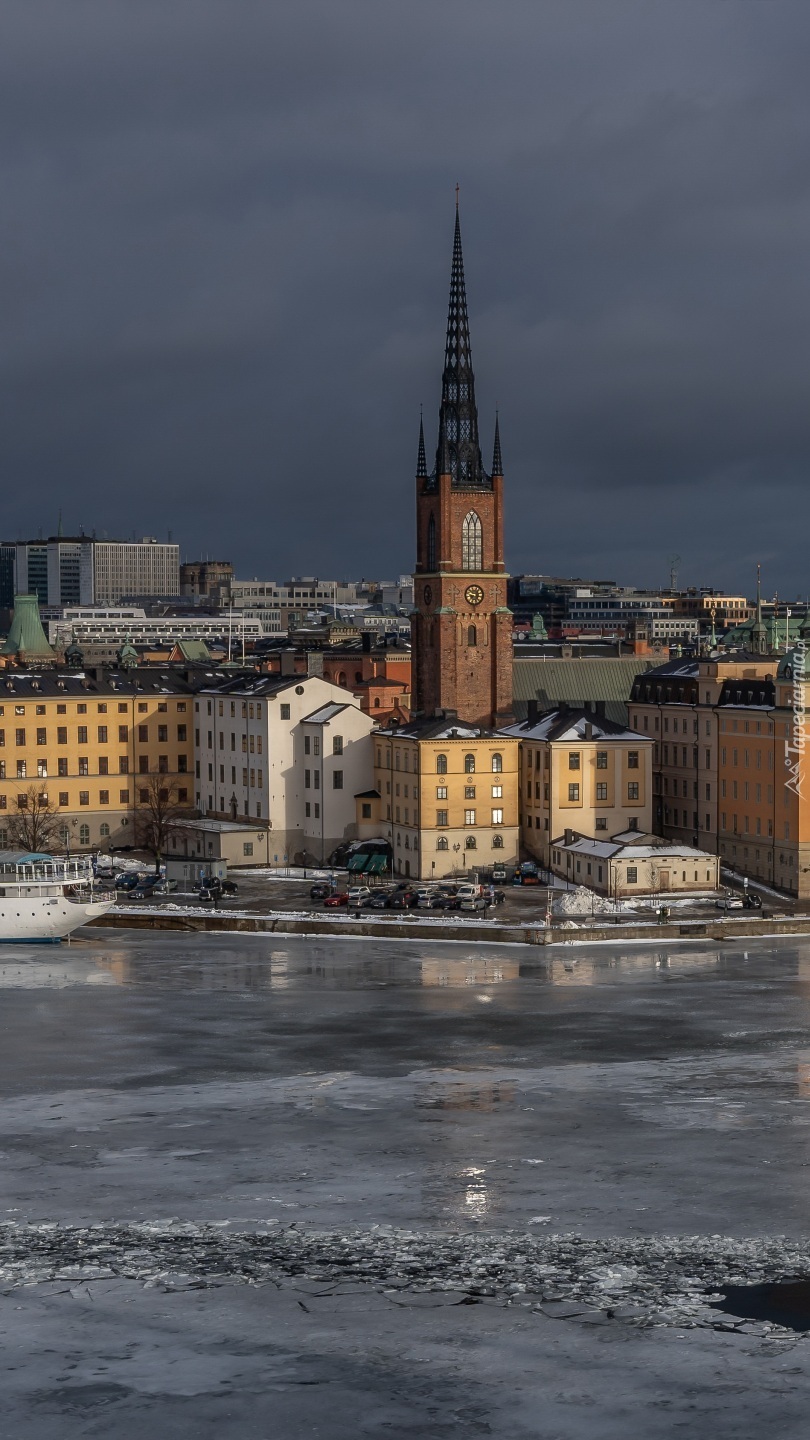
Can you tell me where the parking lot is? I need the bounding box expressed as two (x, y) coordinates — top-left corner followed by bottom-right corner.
(111, 865), (791, 924)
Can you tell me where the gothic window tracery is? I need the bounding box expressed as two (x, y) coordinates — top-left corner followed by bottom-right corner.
(462, 511), (482, 570)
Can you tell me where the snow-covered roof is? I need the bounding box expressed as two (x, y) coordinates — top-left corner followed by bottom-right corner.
(500, 707), (647, 743)
(301, 702), (351, 724)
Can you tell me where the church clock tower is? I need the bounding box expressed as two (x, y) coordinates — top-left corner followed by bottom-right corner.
(411, 205), (513, 729)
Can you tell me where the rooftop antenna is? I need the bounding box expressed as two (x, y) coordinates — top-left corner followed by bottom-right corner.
(669, 554), (681, 592)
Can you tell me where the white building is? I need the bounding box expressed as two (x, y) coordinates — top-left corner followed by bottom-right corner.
(194, 674), (375, 863)
(48, 609), (263, 650)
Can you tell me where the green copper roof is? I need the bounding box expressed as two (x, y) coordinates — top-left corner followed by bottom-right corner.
(1, 595), (55, 660)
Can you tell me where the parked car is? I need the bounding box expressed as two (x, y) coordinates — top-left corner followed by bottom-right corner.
(715, 894), (744, 910)
(366, 889), (394, 909)
(323, 892), (349, 908)
(416, 889), (436, 909)
(198, 886), (218, 902)
(387, 890), (417, 910)
(219, 880), (238, 895)
(310, 882), (333, 900)
(460, 893), (488, 911)
(151, 879), (178, 895)
(742, 892), (763, 909)
(347, 886), (372, 906)
(114, 872), (142, 891)
(487, 889), (506, 907)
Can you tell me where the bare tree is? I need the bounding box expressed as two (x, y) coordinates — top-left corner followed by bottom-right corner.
(8, 786), (62, 854)
(134, 773), (184, 872)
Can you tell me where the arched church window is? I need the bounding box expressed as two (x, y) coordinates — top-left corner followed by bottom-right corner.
(462, 511), (482, 570)
(427, 514), (436, 571)
(436, 754), (447, 774)
(468, 625), (477, 647)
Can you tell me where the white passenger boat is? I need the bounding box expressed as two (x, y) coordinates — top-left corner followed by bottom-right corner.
(0, 851), (116, 943)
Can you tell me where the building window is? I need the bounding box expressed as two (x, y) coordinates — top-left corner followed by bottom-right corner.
(491, 753), (502, 773)
(595, 818), (608, 831)
(280, 704), (290, 719)
(57, 758), (68, 777)
(492, 784), (502, 798)
(120, 789), (130, 803)
(436, 753), (447, 774)
(436, 786), (447, 799)
(57, 727), (67, 744)
(78, 757), (89, 776)
(333, 735), (343, 755)
(79, 792), (89, 807)
(465, 785), (476, 799)
(464, 809), (476, 825)
(36, 728), (47, 746)
(333, 770), (343, 789)
(436, 810), (448, 826)
(243, 843), (254, 857)
(628, 751), (639, 768)
(491, 808), (503, 824)
(436, 836), (448, 850)
(305, 802), (311, 817)
(98, 756), (108, 775)
(492, 834), (504, 848)
(427, 513), (436, 571)
(461, 510), (483, 570)
(361, 803), (372, 818)
(626, 866), (638, 884)
(59, 792), (69, 807)
(596, 782), (607, 800)
(568, 752), (580, 770)
(79, 824), (90, 844)
(596, 751), (607, 769)
(465, 835), (477, 849)
(467, 625), (477, 647)
(568, 783), (580, 801)
(464, 754), (476, 773)
(627, 782), (639, 800)
(99, 790), (109, 805)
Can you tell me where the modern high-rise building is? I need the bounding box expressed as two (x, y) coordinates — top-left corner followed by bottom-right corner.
(4, 538), (180, 606)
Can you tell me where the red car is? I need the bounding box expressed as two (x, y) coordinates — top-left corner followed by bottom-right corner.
(323, 892), (349, 908)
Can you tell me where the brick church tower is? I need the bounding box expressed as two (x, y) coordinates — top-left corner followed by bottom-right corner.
(411, 205), (513, 729)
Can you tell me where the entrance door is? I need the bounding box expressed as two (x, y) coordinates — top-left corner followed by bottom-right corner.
(659, 870), (670, 890)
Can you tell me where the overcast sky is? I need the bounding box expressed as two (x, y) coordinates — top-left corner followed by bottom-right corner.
(3, 1), (810, 598)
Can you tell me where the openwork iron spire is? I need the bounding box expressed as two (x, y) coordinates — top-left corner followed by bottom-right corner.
(491, 411), (503, 477)
(433, 206), (489, 489)
(416, 410), (427, 478)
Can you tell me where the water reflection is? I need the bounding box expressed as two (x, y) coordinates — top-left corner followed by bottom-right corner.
(416, 1076), (516, 1111)
(420, 957), (519, 987)
(0, 957), (118, 988)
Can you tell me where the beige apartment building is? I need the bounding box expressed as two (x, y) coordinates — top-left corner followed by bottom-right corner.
(370, 719), (519, 880)
(500, 705), (653, 868)
(0, 668), (203, 851)
(629, 654), (779, 852)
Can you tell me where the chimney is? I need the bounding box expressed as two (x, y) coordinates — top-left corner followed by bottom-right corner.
(280, 650), (296, 676)
(527, 698), (538, 727)
(584, 721), (593, 740)
(564, 828), (575, 846)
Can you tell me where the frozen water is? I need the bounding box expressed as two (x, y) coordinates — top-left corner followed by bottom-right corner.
(3, 929), (810, 1435)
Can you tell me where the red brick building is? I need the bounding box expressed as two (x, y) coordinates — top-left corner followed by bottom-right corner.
(411, 206), (513, 729)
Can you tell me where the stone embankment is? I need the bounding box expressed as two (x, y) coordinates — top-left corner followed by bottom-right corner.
(88, 907), (810, 947)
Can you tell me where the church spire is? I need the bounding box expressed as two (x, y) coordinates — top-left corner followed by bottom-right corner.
(434, 204), (488, 488)
(752, 563), (768, 655)
(416, 409), (427, 478)
(491, 411), (503, 477)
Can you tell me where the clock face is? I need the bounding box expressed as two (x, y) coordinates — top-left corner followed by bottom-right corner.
(423, 584), (432, 605)
(465, 584), (484, 607)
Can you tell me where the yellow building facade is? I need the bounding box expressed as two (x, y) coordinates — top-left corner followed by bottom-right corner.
(372, 720), (519, 879)
(0, 668), (200, 852)
(501, 708), (654, 868)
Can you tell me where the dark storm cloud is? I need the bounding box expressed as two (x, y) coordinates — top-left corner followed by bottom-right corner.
(3, 0), (810, 594)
